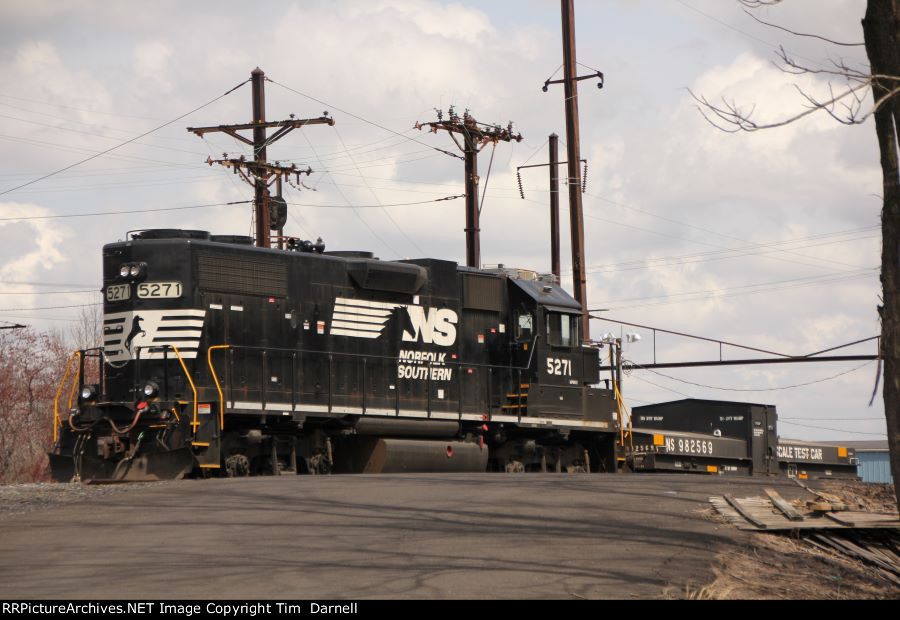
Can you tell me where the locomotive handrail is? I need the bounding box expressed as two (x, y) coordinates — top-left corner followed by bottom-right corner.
(150, 345), (199, 434)
(53, 351), (81, 445)
(207, 344), (231, 430)
(207, 343), (539, 421)
(203, 343), (538, 372)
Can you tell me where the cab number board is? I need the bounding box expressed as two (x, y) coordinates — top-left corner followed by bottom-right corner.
(105, 284), (130, 302)
(137, 281), (183, 299)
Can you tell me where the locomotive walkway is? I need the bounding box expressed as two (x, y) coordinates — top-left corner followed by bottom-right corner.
(0, 474), (810, 599)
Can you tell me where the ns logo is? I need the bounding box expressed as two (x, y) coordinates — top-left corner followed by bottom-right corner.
(401, 305), (458, 347)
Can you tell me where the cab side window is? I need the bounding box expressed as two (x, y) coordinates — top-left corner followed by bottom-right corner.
(546, 312), (578, 347)
(516, 312), (533, 340)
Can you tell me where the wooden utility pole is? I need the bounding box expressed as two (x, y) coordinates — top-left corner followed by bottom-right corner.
(251, 68), (270, 247)
(549, 133), (561, 279)
(542, 1), (603, 340)
(561, 0), (588, 340)
(417, 108), (522, 268)
(187, 67), (334, 248)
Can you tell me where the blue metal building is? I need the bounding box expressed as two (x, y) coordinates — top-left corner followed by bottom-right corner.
(831, 441), (893, 484)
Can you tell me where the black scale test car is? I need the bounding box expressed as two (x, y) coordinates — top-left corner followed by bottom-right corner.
(49, 229), (620, 481)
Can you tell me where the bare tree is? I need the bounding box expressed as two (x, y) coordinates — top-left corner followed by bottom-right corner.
(0, 329), (69, 482)
(692, 0), (899, 512)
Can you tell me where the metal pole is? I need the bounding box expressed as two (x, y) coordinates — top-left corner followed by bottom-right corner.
(276, 176), (284, 250)
(251, 67), (270, 248)
(549, 133), (561, 279)
(561, 0), (589, 340)
(464, 134), (480, 268)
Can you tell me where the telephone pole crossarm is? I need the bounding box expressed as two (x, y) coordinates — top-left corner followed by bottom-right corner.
(542, 70), (604, 92)
(187, 116), (334, 146)
(205, 157), (313, 185)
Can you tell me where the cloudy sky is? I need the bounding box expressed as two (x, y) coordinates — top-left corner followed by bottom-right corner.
(0, 0), (886, 441)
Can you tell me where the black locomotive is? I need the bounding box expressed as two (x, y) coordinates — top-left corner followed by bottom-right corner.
(49, 229), (619, 481)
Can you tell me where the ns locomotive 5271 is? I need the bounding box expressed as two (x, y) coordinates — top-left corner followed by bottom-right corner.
(49, 229), (619, 481)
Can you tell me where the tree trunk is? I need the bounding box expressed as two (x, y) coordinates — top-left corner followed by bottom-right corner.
(863, 0), (900, 512)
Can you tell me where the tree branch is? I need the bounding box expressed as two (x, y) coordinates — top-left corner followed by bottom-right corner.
(743, 9), (865, 47)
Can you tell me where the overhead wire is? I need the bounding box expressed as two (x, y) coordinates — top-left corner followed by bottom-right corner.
(628, 359), (875, 392)
(331, 125), (426, 256)
(0, 78), (249, 197)
(267, 78), (464, 161)
(296, 130), (396, 257)
(601, 269), (877, 310)
(585, 192), (869, 271)
(778, 420), (886, 437)
(0, 200), (251, 222)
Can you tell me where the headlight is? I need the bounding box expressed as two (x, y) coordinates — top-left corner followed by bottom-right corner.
(142, 381), (159, 399)
(119, 264), (130, 278)
(129, 264), (141, 277)
(79, 385), (99, 403)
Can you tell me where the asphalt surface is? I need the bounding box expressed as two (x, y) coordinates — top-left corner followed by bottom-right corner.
(0, 473), (812, 599)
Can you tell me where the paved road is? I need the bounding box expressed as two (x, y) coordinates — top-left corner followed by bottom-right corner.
(0, 473), (811, 599)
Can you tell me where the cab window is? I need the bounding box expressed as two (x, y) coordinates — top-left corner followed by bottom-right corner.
(546, 312), (578, 347)
(516, 312), (534, 340)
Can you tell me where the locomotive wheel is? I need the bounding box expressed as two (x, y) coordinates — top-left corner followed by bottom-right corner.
(224, 454), (251, 477)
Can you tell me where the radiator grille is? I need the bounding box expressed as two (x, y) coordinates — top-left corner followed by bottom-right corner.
(463, 274), (503, 311)
(197, 252), (287, 297)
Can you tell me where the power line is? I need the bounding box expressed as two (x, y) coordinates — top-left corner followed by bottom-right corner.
(296, 130), (397, 257)
(602, 270), (877, 310)
(284, 196), (462, 209)
(0, 200), (251, 222)
(0, 303), (102, 312)
(570, 227), (879, 276)
(781, 417), (885, 422)
(331, 125), (426, 256)
(584, 192), (868, 271)
(598, 268), (877, 306)
(631, 359), (875, 392)
(0, 112), (210, 157)
(778, 420), (886, 437)
(0, 92), (166, 121)
(0, 280), (97, 288)
(0, 79), (249, 197)
(0, 290), (98, 295)
(267, 78), (464, 161)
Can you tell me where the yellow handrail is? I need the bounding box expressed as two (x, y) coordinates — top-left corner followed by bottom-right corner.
(207, 345), (231, 430)
(53, 351), (81, 444)
(170, 345), (198, 434)
(613, 383), (633, 453)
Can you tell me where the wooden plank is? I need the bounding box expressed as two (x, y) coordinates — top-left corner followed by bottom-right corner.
(764, 488), (803, 522)
(825, 511), (900, 528)
(724, 494), (769, 530)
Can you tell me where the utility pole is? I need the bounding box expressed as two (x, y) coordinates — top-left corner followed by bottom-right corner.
(417, 108), (522, 268)
(543, 0), (604, 341)
(549, 133), (560, 279)
(186, 67), (334, 248)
